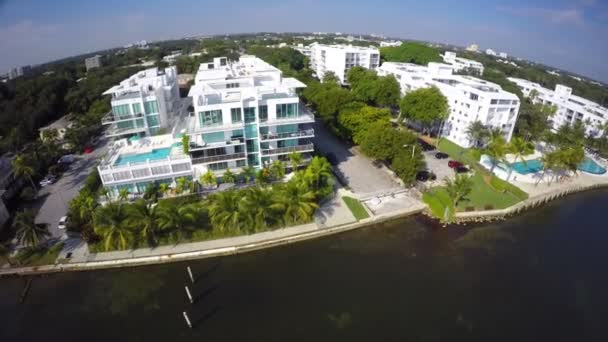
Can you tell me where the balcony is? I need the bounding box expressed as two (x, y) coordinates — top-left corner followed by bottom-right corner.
(102, 111), (144, 125)
(191, 152), (247, 165)
(261, 143), (314, 156)
(260, 129), (314, 141)
(105, 124), (147, 138)
(259, 112), (315, 126)
(189, 137), (245, 151)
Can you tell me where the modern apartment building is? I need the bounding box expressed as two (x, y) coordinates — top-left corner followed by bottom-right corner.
(442, 52), (484, 75)
(185, 56), (314, 179)
(102, 66), (180, 139)
(85, 55), (103, 71)
(309, 43), (380, 84)
(508, 78), (608, 137)
(379, 62), (520, 147)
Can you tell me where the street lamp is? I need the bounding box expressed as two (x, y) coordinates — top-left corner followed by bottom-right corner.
(403, 144), (416, 159)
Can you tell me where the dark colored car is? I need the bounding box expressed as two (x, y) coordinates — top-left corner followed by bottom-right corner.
(455, 166), (470, 173)
(435, 152), (449, 159)
(325, 153), (338, 166)
(416, 170), (437, 182)
(417, 139), (436, 151)
(448, 160), (463, 168)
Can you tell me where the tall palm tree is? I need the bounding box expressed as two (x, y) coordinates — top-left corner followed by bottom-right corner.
(158, 183), (169, 197)
(539, 151), (560, 186)
(240, 166), (256, 183)
(70, 190), (97, 223)
(0, 241), (14, 266)
(200, 170), (217, 188)
(443, 174), (473, 208)
(118, 188), (130, 202)
(304, 156), (333, 192)
(288, 152), (303, 171)
(175, 177), (191, 194)
(207, 190), (245, 233)
(93, 202), (132, 251)
(488, 127), (504, 142)
(14, 210), (50, 248)
(242, 186), (276, 232)
(272, 181), (318, 225)
(155, 201), (195, 242)
(506, 137), (535, 181)
(270, 160), (286, 180)
(465, 121), (488, 148)
(485, 135), (508, 173)
(11, 154), (37, 191)
(126, 199), (159, 247)
(222, 168), (236, 184)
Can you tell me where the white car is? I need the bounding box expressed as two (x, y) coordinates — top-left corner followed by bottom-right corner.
(58, 216), (68, 230)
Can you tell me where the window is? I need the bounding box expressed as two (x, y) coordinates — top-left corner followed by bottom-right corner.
(490, 99), (498, 105)
(244, 124), (258, 138)
(226, 83), (239, 89)
(246, 139), (258, 152)
(236, 160), (246, 167)
(234, 145), (244, 153)
(244, 107), (256, 123)
(146, 114), (160, 127)
(208, 162), (228, 171)
(231, 108), (242, 123)
(199, 110), (223, 127)
(112, 104), (131, 118)
(132, 103), (142, 114)
(202, 132), (225, 144)
(258, 105), (268, 122)
(276, 103), (299, 119)
(231, 129), (244, 139)
(469, 93), (479, 101)
(143, 100), (159, 114)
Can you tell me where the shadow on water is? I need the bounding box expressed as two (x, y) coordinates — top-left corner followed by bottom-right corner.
(193, 305), (221, 329)
(194, 262), (221, 283)
(194, 284), (217, 303)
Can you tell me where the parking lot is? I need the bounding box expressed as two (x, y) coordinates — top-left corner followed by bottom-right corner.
(422, 150), (456, 185)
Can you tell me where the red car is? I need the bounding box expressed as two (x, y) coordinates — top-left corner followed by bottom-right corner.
(448, 160), (463, 168)
(84, 146), (94, 154)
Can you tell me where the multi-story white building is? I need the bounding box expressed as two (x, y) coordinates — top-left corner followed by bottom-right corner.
(485, 49), (497, 56)
(499, 52), (508, 59)
(292, 44), (312, 57)
(508, 78), (608, 137)
(85, 55), (102, 71)
(186, 56), (314, 179)
(102, 66), (180, 139)
(380, 40), (402, 47)
(379, 62), (520, 147)
(309, 43), (380, 84)
(442, 51), (484, 75)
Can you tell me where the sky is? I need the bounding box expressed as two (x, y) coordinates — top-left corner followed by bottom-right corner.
(1, 0), (608, 82)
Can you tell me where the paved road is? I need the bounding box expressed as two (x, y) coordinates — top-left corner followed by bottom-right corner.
(34, 138), (108, 240)
(422, 150), (455, 185)
(312, 119), (401, 196)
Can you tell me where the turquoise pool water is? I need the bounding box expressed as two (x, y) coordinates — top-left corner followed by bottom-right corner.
(510, 158), (606, 175)
(114, 147), (171, 165)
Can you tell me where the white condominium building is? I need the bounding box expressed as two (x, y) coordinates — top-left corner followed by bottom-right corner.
(309, 43), (380, 84)
(508, 78), (608, 137)
(102, 66), (180, 139)
(186, 56), (314, 179)
(379, 62), (520, 148)
(380, 40), (402, 47)
(442, 51), (484, 75)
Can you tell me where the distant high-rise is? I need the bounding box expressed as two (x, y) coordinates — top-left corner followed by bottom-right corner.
(466, 44), (479, 52)
(309, 43), (380, 84)
(85, 55), (103, 71)
(8, 65), (31, 80)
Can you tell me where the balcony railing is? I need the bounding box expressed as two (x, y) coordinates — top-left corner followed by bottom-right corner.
(105, 125), (147, 137)
(189, 137), (245, 150)
(259, 112), (315, 125)
(191, 152), (246, 165)
(102, 112), (144, 125)
(261, 143), (314, 156)
(260, 129), (314, 141)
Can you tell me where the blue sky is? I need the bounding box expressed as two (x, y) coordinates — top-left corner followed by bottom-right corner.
(1, 0), (607, 82)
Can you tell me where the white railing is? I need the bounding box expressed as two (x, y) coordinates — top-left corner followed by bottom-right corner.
(261, 143), (314, 156)
(191, 152), (247, 165)
(260, 129), (314, 141)
(102, 112), (144, 125)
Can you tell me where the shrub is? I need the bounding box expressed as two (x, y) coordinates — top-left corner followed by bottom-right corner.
(465, 206), (475, 212)
(484, 204), (494, 210)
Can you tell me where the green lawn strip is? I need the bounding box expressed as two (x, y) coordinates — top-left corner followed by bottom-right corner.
(15, 243), (64, 266)
(422, 188), (452, 219)
(342, 196), (370, 221)
(437, 139), (480, 166)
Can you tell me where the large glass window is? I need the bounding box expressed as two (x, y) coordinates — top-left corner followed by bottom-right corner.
(199, 110), (223, 127)
(231, 108), (242, 123)
(244, 107), (256, 123)
(231, 129), (244, 139)
(132, 103), (142, 114)
(276, 103), (299, 119)
(146, 114), (160, 127)
(246, 139), (259, 153)
(277, 124), (297, 134)
(112, 104), (131, 118)
(202, 132), (225, 144)
(244, 124), (258, 138)
(258, 105), (268, 122)
(144, 100), (159, 114)
(208, 162), (228, 171)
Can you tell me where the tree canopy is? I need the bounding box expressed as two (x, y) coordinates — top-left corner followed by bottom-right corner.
(380, 42), (442, 65)
(399, 86), (449, 132)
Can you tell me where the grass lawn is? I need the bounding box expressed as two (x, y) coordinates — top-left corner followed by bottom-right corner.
(342, 196), (370, 221)
(15, 243), (64, 267)
(437, 139), (481, 167)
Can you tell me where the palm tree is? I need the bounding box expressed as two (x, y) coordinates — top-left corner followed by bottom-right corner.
(270, 160), (286, 180)
(222, 168), (236, 184)
(100, 187), (111, 202)
(70, 190), (97, 223)
(155, 201), (195, 242)
(288, 152), (303, 171)
(506, 137), (535, 181)
(240, 166), (256, 183)
(175, 177), (191, 194)
(485, 135), (508, 173)
(465, 121), (488, 148)
(272, 181), (318, 225)
(158, 183), (169, 197)
(13, 210), (50, 248)
(304, 156), (333, 192)
(11, 154), (37, 191)
(443, 174), (473, 208)
(255, 167), (271, 184)
(118, 188), (130, 202)
(207, 190), (245, 233)
(200, 170), (217, 188)
(242, 186), (277, 232)
(126, 199), (159, 247)
(0, 241), (14, 266)
(539, 151), (560, 186)
(93, 202), (132, 251)
(143, 183), (160, 203)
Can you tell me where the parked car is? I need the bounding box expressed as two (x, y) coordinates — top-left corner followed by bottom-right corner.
(39, 175), (57, 186)
(448, 160), (463, 168)
(58, 154), (76, 164)
(58, 216), (68, 230)
(84, 145), (94, 154)
(417, 139), (436, 151)
(434, 152), (449, 159)
(455, 166), (470, 173)
(416, 170), (437, 182)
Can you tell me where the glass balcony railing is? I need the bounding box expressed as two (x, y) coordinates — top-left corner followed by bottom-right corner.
(191, 152), (247, 165)
(260, 129), (314, 141)
(261, 143), (314, 156)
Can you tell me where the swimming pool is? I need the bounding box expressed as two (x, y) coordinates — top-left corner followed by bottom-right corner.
(114, 147), (172, 165)
(510, 158), (606, 175)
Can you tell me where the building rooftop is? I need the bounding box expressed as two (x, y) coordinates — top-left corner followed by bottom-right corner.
(309, 43), (379, 53)
(100, 134), (188, 170)
(38, 114), (73, 132)
(103, 66), (177, 98)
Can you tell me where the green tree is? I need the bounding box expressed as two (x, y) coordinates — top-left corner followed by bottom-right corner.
(118, 188), (130, 201)
(222, 168), (236, 184)
(506, 137), (535, 180)
(175, 177), (191, 194)
(0, 242), (13, 266)
(240, 165), (256, 183)
(14, 210), (50, 248)
(303, 156), (334, 198)
(126, 199), (159, 247)
(93, 203), (132, 251)
(200, 170), (217, 188)
(515, 95), (557, 141)
(256, 167), (272, 184)
(207, 190), (245, 232)
(242, 186), (277, 232)
(380, 42), (441, 65)
(465, 121), (489, 148)
(338, 104), (392, 143)
(272, 180), (318, 225)
(359, 122), (401, 161)
(158, 183), (170, 197)
(155, 201), (196, 242)
(270, 160), (286, 180)
(444, 174), (474, 208)
(374, 74), (401, 107)
(485, 135), (508, 173)
(289, 152), (303, 171)
(181, 134), (190, 154)
(11, 154), (38, 191)
(391, 149), (426, 186)
(399, 86), (449, 134)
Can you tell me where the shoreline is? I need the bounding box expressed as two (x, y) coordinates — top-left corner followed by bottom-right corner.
(2, 180), (607, 277)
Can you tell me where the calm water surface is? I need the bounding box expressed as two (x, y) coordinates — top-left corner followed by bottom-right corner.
(1, 190), (608, 341)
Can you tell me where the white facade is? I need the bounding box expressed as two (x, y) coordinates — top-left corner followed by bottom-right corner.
(508, 78), (608, 137)
(466, 44), (479, 52)
(163, 51), (183, 64)
(102, 66), (180, 139)
(292, 44), (312, 57)
(309, 43), (380, 84)
(442, 51), (484, 75)
(380, 41), (402, 47)
(499, 52), (508, 59)
(186, 56), (314, 179)
(485, 49), (497, 56)
(379, 62), (520, 147)
(85, 55), (102, 71)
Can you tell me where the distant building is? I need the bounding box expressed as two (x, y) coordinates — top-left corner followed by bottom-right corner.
(466, 44), (479, 52)
(309, 43), (380, 84)
(547, 70), (561, 76)
(499, 52), (508, 59)
(292, 43), (312, 57)
(38, 114), (74, 145)
(85, 55), (103, 71)
(163, 51), (183, 64)
(379, 62), (520, 148)
(8, 65), (31, 80)
(380, 41), (402, 47)
(101, 66), (180, 139)
(509, 78), (608, 138)
(485, 49), (497, 56)
(442, 51), (484, 75)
